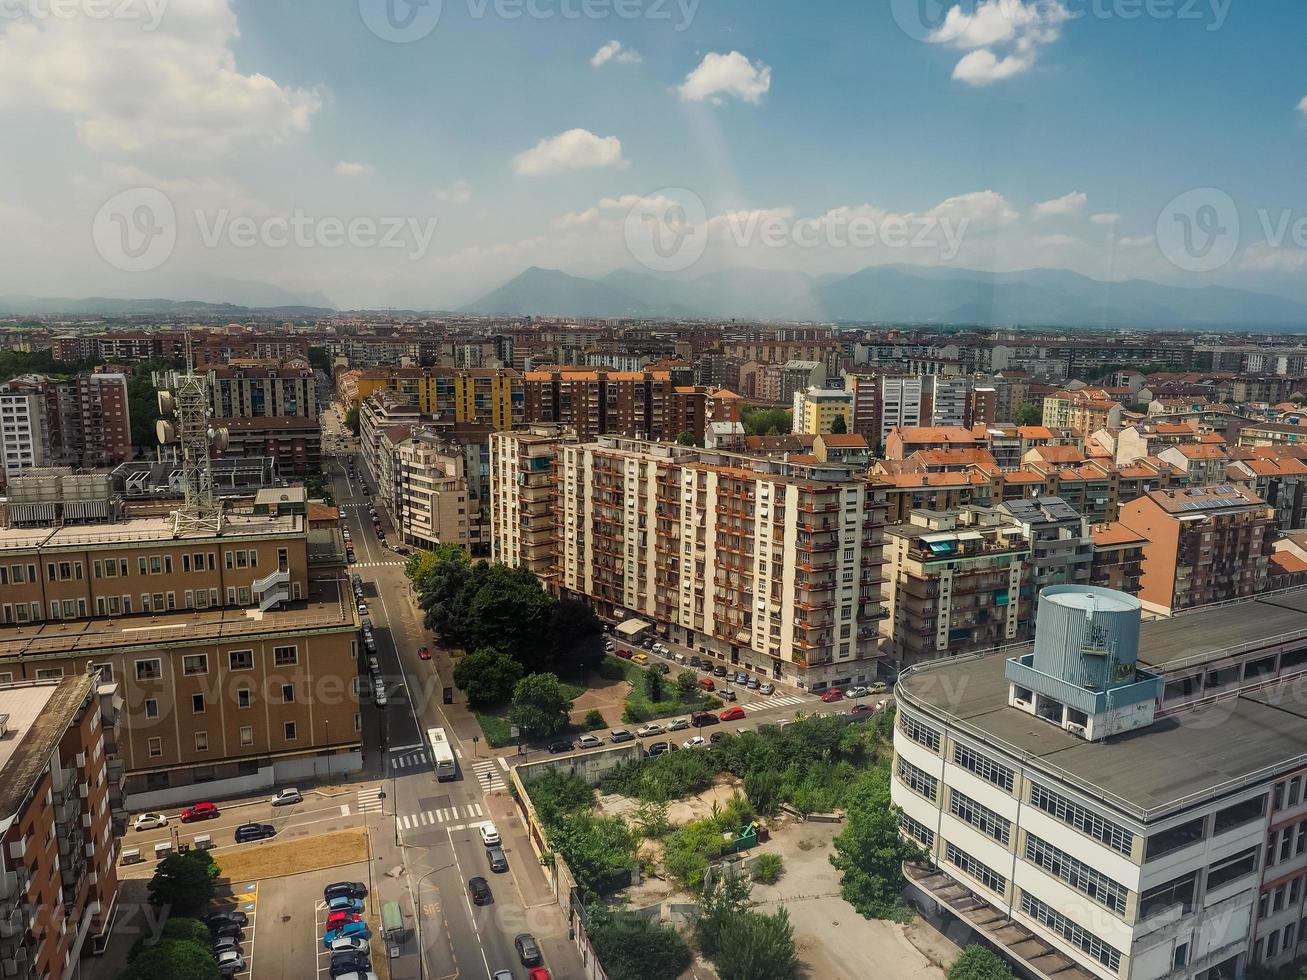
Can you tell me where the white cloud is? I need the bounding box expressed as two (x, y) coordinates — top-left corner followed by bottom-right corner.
(335, 161), (373, 177)
(513, 129), (626, 176)
(436, 179), (473, 204)
(1118, 235), (1155, 248)
(678, 51), (772, 105)
(926, 190), (1020, 228)
(1091, 212), (1121, 226)
(1032, 191), (1087, 220)
(1240, 242), (1307, 273)
(0, 0), (322, 155)
(1299, 96), (1307, 118)
(929, 0), (1070, 86)
(1036, 233), (1080, 249)
(591, 41), (642, 67)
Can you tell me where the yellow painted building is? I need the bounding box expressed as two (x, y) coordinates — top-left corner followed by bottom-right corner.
(350, 367), (522, 429)
(792, 387), (853, 435)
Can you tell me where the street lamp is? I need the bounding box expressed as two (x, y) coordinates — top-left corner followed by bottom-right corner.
(325, 720), (331, 778)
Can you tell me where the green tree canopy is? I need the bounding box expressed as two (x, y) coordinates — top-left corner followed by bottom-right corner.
(147, 850), (219, 916)
(587, 905), (693, 980)
(464, 564), (556, 669)
(344, 404), (360, 436)
(948, 945), (1017, 980)
(452, 646), (523, 707)
(548, 813), (637, 896)
(120, 939), (220, 980)
(741, 406), (793, 436)
(549, 598), (606, 674)
(645, 665), (666, 703)
(675, 431), (698, 446)
(1013, 402), (1042, 426)
(676, 670), (699, 698)
(713, 906), (800, 980)
(161, 917), (213, 947)
(829, 413), (848, 435)
(509, 672), (573, 739)
(829, 761), (922, 919)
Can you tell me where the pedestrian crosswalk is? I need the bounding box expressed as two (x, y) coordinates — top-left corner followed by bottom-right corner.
(471, 759), (507, 793)
(353, 561), (405, 568)
(357, 787), (385, 814)
(390, 748), (430, 772)
(398, 802), (484, 831)
(741, 694), (807, 712)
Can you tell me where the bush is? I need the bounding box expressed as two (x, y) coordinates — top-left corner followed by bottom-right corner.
(584, 709), (607, 730)
(147, 850), (219, 916)
(752, 853), (784, 884)
(587, 906), (693, 980)
(527, 770), (594, 828)
(949, 945), (1017, 980)
(453, 646), (522, 707)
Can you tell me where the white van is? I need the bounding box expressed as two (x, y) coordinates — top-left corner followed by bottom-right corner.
(674, 652), (687, 665)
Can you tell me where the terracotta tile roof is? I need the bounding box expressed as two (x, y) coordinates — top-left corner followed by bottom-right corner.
(1093, 523), (1147, 547)
(890, 426), (980, 443)
(820, 434), (869, 448)
(1027, 446), (1087, 463)
(1169, 444), (1230, 460)
(307, 503), (340, 523)
(1015, 426), (1056, 439)
(1271, 552), (1307, 575)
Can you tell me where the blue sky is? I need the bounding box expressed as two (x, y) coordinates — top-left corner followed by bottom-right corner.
(0, 0), (1304, 310)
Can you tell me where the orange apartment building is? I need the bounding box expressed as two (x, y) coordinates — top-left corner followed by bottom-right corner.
(522, 369), (673, 442)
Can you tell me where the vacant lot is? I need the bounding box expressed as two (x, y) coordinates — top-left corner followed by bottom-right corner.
(216, 827), (369, 882)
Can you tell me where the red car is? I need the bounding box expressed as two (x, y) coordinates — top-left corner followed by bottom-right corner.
(180, 802), (220, 823)
(418, 647), (431, 661)
(851, 703), (874, 714)
(326, 910), (362, 930)
(529, 970), (552, 980)
(719, 706), (746, 721)
(614, 648), (633, 660)
(821, 689), (844, 703)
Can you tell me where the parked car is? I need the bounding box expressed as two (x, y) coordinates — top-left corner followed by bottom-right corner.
(689, 655), (702, 668)
(357, 602), (369, 617)
(759, 682), (775, 695)
(746, 676), (760, 690)
(654, 643), (669, 655)
(614, 648), (633, 660)
(719, 706), (746, 721)
(547, 738), (574, 754)
(845, 686), (869, 699)
(665, 718), (690, 732)
(640, 637), (656, 650)
(609, 729), (636, 743)
(328, 895), (366, 915)
(655, 662), (671, 675)
(203, 911), (249, 932)
(330, 952), (372, 977)
(576, 734), (604, 749)
(324, 882), (368, 902)
(270, 788), (303, 807)
(682, 736), (707, 749)
(631, 652), (648, 665)
(211, 923), (245, 943)
(487, 846), (508, 873)
(468, 876), (492, 906)
(851, 703), (874, 714)
(635, 723), (664, 738)
(329, 936), (370, 955)
(515, 934), (542, 967)
(234, 823), (276, 843)
(418, 646), (431, 660)
(215, 950), (245, 976)
(719, 688), (737, 702)
(869, 681), (888, 694)
(211, 936), (242, 956)
(133, 812), (167, 831)
(180, 802), (220, 823)
(646, 741), (670, 757)
(821, 689), (844, 703)
(698, 677), (715, 691)
(480, 823), (501, 847)
(529, 970), (552, 980)
(322, 922), (372, 949)
(710, 731), (728, 744)
(326, 910), (363, 931)
(735, 671), (749, 684)
(690, 711), (720, 727)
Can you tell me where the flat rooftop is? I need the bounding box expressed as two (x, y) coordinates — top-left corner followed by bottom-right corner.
(900, 651), (1307, 822)
(1135, 588), (1307, 671)
(0, 510), (303, 551)
(0, 674), (96, 820)
(0, 577), (355, 662)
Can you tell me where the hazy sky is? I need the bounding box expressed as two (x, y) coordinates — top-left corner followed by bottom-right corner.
(2, 0), (1305, 310)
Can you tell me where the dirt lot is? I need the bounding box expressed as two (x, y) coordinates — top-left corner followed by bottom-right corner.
(216, 827), (369, 882)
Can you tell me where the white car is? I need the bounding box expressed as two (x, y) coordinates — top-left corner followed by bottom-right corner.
(479, 822), (501, 847)
(270, 788), (303, 807)
(759, 683), (775, 695)
(635, 724), (664, 738)
(133, 812), (168, 831)
(330, 937), (370, 954)
(216, 950), (245, 974)
(682, 736), (707, 749)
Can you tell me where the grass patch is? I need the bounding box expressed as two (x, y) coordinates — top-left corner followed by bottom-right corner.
(559, 680), (587, 701)
(598, 655), (639, 683)
(215, 827), (368, 882)
(475, 712), (514, 748)
(624, 693), (722, 724)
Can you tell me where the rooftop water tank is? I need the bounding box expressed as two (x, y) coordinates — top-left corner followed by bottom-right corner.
(1030, 586), (1141, 692)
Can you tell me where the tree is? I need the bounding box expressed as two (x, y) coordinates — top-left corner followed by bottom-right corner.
(829, 761), (922, 919)
(509, 673), (573, 739)
(741, 407), (793, 437)
(464, 564), (556, 670)
(308, 346), (332, 372)
(548, 813), (637, 896)
(161, 917), (213, 947)
(829, 413), (848, 435)
(344, 404), (360, 436)
(676, 670), (699, 698)
(453, 647), (523, 707)
(645, 666), (666, 703)
(695, 865), (753, 957)
(713, 906), (801, 980)
(949, 946), (1016, 980)
(1013, 402), (1041, 426)
(120, 939), (220, 980)
(148, 850), (219, 915)
(587, 905), (693, 980)
(549, 598), (605, 675)
(675, 431), (698, 447)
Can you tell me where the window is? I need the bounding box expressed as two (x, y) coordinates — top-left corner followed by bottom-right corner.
(953, 744), (1015, 793)
(273, 646), (298, 666)
(1284, 831), (1295, 864)
(35, 667), (64, 680)
(1173, 943), (1189, 970)
(1025, 833), (1128, 915)
(182, 554), (190, 573)
(1020, 892), (1121, 972)
(237, 688), (252, 709)
(240, 726), (254, 746)
(899, 713), (941, 752)
(1140, 871), (1197, 919)
(900, 813), (935, 847)
(194, 731), (209, 752)
(149, 556), (162, 574)
(896, 757), (937, 801)
(949, 789), (1011, 844)
(945, 842), (1005, 894)
(1293, 778), (1302, 808)
(1275, 887), (1286, 913)
(147, 737), (163, 758)
(1277, 784), (1287, 811)
(284, 721), (297, 741)
(1146, 816), (1206, 860)
(135, 658), (161, 680)
(1214, 795), (1266, 835)
(145, 698), (159, 719)
(1207, 847), (1260, 890)
(281, 684), (295, 703)
(229, 650), (254, 670)
(182, 654), (208, 676)
(1031, 782), (1134, 856)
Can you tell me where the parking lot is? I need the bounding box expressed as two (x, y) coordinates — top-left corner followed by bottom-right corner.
(211, 881), (258, 979)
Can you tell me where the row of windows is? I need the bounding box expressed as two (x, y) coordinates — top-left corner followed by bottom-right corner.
(948, 788), (1011, 845)
(150, 683), (302, 716)
(898, 757), (938, 802)
(1020, 891), (1123, 973)
(1025, 833), (1128, 916)
(945, 842), (1006, 895)
(1259, 875), (1304, 921)
(900, 813), (935, 848)
(1029, 782), (1134, 856)
(145, 718), (333, 756)
(900, 713), (941, 752)
(1268, 818), (1307, 867)
(953, 743), (1015, 793)
(136, 647), (299, 680)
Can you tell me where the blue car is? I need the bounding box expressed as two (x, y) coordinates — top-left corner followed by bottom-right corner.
(328, 895), (365, 914)
(322, 922), (372, 949)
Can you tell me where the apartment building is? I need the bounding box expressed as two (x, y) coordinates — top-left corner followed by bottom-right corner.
(208, 362), (317, 419)
(1043, 388), (1125, 437)
(893, 584), (1307, 980)
(1156, 444), (1231, 486)
(1090, 522), (1147, 594)
(880, 377), (928, 446)
(1226, 456), (1307, 534)
(0, 673), (122, 979)
(521, 369), (672, 442)
(359, 390), (422, 488)
(791, 387), (853, 435)
(219, 416), (321, 477)
(931, 376), (974, 427)
(0, 379), (50, 485)
(1118, 485), (1275, 615)
(998, 497), (1093, 592)
(65, 373), (132, 469)
(350, 367), (523, 429)
(393, 430), (478, 553)
(551, 438), (888, 690)
(0, 506), (361, 806)
(488, 426), (576, 582)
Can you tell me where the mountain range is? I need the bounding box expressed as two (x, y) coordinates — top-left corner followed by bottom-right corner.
(463, 264), (1307, 330)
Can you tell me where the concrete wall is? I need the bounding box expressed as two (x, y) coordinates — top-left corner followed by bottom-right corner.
(124, 751), (362, 810)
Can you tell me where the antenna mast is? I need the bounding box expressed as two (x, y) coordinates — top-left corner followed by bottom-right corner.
(156, 331), (228, 536)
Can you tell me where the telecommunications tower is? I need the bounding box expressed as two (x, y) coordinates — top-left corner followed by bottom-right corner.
(156, 333), (229, 537)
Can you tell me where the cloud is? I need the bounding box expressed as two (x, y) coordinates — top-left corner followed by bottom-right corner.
(1299, 96), (1307, 118)
(678, 51), (772, 105)
(591, 41), (642, 67)
(1032, 191), (1087, 220)
(1036, 233), (1080, 249)
(436, 179), (473, 204)
(0, 0), (322, 155)
(1091, 212), (1121, 226)
(335, 161), (373, 177)
(929, 0), (1070, 86)
(1118, 235), (1155, 248)
(513, 129), (626, 176)
(926, 190), (1020, 228)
